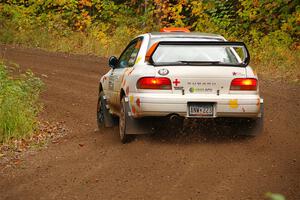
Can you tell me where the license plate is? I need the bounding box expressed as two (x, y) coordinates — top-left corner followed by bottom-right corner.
(188, 103), (214, 117)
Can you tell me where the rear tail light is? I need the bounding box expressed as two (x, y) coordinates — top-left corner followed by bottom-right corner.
(137, 77), (172, 90)
(230, 78), (257, 91)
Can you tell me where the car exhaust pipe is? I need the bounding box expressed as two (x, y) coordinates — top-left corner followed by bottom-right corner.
(169, 114), (180, 121)
(168, 114), (184, 129)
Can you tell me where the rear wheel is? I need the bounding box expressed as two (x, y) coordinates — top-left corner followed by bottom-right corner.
(97, 91), (114, 128)
(119, 97), (134, 143)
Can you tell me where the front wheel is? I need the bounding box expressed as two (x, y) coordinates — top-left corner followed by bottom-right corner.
(97, 91), (114, 128)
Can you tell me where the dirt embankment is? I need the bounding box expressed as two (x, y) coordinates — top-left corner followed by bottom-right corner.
(0, 45), (299, 200)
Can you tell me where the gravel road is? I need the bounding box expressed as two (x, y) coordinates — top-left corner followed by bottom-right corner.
(0, 46), (299, 200)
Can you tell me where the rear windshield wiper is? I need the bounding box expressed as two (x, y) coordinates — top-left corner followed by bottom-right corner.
(152, 61), (243, 67)
(177, 60), (223, 65)
(152, 61), (223, 66)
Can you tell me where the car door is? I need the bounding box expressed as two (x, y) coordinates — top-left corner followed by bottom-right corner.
(108, 37), (143, 110)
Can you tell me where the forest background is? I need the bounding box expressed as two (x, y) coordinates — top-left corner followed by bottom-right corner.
(0, 0), (299, 81)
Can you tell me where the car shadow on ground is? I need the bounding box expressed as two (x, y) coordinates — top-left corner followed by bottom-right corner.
(146, 119), (255, 145)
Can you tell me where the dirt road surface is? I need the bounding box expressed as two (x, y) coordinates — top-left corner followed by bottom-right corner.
(0, 46), (299, 200)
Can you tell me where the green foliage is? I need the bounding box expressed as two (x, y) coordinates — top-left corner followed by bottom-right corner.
(0, 62), (44, 143)
(249, 31), (300, 81)
(0, 0), (299, 81)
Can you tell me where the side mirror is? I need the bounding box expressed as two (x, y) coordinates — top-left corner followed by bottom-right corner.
(108, 56), (118, 69)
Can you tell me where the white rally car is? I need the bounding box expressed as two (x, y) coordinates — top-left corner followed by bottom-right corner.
(97, 28), (264, 143)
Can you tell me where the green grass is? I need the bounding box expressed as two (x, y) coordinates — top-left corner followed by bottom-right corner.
(249, 31), (300, 83)
(0, 15), (141, 57)
(0, 62), (43, 143)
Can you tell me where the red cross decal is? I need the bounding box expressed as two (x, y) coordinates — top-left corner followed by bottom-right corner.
(173, 79), (181, 86)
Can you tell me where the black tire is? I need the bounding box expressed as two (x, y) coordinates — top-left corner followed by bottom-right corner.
(97, 91), (114, 128)
(119, 97), (134, 143)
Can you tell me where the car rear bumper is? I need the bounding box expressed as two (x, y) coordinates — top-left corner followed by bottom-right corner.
(127, 93), (263, 118)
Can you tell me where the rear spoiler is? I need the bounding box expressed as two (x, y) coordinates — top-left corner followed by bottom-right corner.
(145, 41), (250, 67)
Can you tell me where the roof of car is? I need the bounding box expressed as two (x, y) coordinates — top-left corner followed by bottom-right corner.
(149, 32), (225, 40)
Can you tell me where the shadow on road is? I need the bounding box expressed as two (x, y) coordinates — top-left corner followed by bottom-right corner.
(147, 119), (255, 145)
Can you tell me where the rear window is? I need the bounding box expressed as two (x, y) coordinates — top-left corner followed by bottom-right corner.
(147, 40), (249, 67)
(152, 44), (239, 64)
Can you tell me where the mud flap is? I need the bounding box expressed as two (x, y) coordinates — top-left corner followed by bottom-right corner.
(258, 98), (264, 118)
(124, 97), (154, 135)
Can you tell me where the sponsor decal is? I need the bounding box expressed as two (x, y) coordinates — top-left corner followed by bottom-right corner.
(129, 95), (134, 104)
(131, 106), (136, 114)
(232, 72), (245, 76)
(158, 68), (169, 76)
(136, 98), (141, 108)
(135, 56), (142, 64)
(229, 99), (238, 109)
(173, 78), (181, 86)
